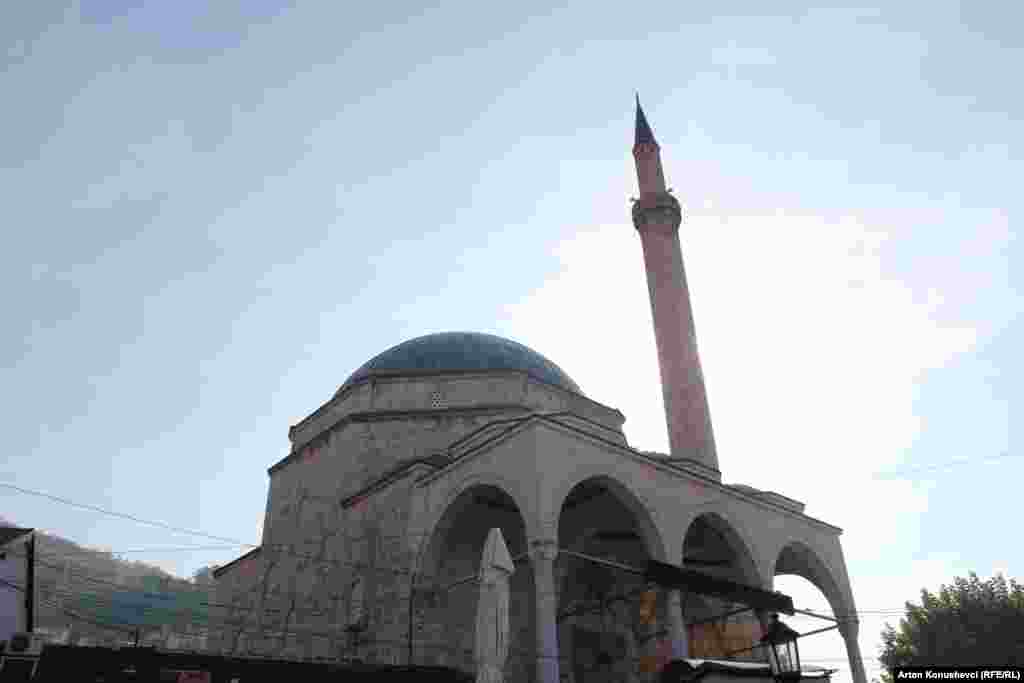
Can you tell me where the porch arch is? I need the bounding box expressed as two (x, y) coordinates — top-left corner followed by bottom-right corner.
(412, 471), (538, 577)
(681, 510), (764, 588)
(771, 539), (847, 618)
(549, 470), (669, 563)
(770, 538), (867, 683)
(412, 480), (533, 673)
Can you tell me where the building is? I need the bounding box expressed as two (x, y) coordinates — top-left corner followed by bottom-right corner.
(0, 527), (33, 643)
(0, 526), (216, 649)
(211, 103), (867, 683)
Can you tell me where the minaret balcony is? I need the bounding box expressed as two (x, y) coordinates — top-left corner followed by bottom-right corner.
(631, 193), (682, 232)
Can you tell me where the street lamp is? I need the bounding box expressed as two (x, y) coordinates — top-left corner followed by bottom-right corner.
(759, 613), (802, 682)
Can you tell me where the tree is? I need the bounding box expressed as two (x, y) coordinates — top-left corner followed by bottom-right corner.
(878, 572), (1024, 679)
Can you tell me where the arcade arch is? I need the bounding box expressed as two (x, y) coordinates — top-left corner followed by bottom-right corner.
(416, 483), (533, 676)
(555, 475), (666, 683)
(679, 512), (766, 662)
(772, 539), (861, 680)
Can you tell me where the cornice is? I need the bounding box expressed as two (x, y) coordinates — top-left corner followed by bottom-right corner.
(288, 369), (623, 439)
(269, 404), (532, 475)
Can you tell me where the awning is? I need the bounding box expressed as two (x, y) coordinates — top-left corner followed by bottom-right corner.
(644, 561), (795, 615)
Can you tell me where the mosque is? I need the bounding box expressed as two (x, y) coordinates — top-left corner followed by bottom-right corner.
(211, 101), (867, 683)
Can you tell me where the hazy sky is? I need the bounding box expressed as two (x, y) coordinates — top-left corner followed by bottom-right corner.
(2, 1), (1020, 678)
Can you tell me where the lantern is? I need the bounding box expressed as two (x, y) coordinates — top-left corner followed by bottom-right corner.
(758, 614), (802, 682)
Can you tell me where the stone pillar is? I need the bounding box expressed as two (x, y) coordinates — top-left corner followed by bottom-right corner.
(666, 590), (688, 659)
(531, 539), (561, 683)
(840, 619), (868, 683)
(753, 609), (771, 663)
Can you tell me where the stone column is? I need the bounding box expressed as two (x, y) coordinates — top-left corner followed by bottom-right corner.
(840, 619), (868, 683)
(531, 539), (561, 683)
(754, 609), (771, 663)
(666, 590), (688, 659)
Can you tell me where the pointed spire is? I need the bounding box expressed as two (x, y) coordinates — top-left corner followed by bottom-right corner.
(635, 94), (657, 147)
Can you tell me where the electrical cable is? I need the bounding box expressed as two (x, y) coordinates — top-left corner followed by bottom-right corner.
(0, 482), (254, 545)
(6, 545), (962, 624)
(0, 576), (137, 635)
(32, 544), (250, 556)
(0, 577), (891, 676)
(872, 451), (1019, 478)
(6, 480), (1013, 640)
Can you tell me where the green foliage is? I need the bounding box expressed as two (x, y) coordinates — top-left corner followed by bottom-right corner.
(878, 572), (1024, 673)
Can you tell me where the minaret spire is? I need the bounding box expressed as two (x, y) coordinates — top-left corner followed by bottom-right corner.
(635, 94), (657, 146)
(630, 98), (719, 476)
(632, 96), (668, 197)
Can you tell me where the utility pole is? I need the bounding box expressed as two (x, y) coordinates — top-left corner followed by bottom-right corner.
(24, 533), (35, 633)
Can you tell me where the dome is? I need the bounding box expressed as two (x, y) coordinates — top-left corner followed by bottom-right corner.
(337, 332), (580, 396)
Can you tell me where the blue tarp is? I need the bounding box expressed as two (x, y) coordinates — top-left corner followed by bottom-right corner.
(68, 587), (209, 629)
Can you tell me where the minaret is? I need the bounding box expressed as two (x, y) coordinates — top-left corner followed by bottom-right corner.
(631, 96), (719, 476)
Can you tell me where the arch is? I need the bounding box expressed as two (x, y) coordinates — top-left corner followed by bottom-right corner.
(549, 470), (669, 563)
(555, 473), (672, 683)
(770, 538), (865, 682)
(681, 510), (764, 588)
(771, 539), (848, 617)
(412, 471), (538, 577)
(415, 476), (533, 581)
(411, 478), (534, 672)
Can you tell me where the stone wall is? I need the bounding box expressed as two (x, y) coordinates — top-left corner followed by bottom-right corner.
(215, 464), (423, 665)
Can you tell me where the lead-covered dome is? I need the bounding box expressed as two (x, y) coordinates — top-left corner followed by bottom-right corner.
(336, 332), (580, 396)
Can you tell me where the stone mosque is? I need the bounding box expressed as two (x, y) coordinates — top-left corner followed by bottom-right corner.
(211, 101), (868, 683)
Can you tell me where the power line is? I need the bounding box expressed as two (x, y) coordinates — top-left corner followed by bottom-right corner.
(20, 547), (934, 632)
(1, 482), (426, 581)
(15, 537), (428, 583)
(0, 576), (137, 635)
(6, 542), (967, 622)
(13, 549), (410, 624)
(7, 575), (457, 652)
(5, 479), (1006, 627)
(34, 544), (250, 556)
(7, 574), (313, 639)
(0, 578), (889, 674)
(0, 482), (255, 546)
(6, 549), (214, 596)
(873, 451), (1019, 479)
(2, 481), (445, 578)
(4, 577), (270, 647)
(1, 556), (982, 630)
